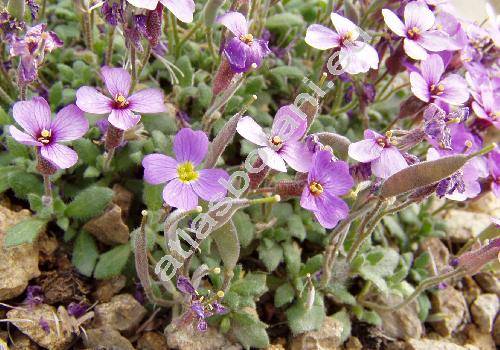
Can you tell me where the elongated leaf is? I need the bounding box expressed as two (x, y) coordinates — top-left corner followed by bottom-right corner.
(65, 186), (114, 219)
(5, 219), (46, 247)
(94, 243), (131, 279)
(72, 231), (99, 277)
(212, 220), (240, 270)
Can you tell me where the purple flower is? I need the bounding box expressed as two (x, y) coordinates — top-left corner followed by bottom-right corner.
(217, 12), (270, 73)
(24, 285), (44, 306)
(471, 83), (499, 129)
(382, 1), (452, 60)
(177, 275), (196, 296)
(9, 97), (88, 169)
(76, 66), (166, 131)
(126, 0), (195, 23)
(237, 105), (313, 172)
(67, 302), (88, 318)
(101, 0), (124, 26)
(348, 129), (408, 179)
(422, 104), (469, 149)
(300, 150), (353, 229)
(305, 13), (379, 74)
(410, 54), (469, 106)
(487, 149), (500, 197)
(142, 128), (229, 211)
(39, 317), (50, 334)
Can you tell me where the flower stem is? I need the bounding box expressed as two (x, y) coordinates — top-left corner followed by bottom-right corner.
(19, 85), (26, 100)
(105, 26), (115, 66)
(42, 175), (53, 207)
(176, 19), (202, 58)
(170, 12), (180, 53)
(103, 147), (115, 172)
(249, 195), (281, 206)
(206, 28), (218, 67)
(467, 143), (497, 159)
(130, 45), (137, 92)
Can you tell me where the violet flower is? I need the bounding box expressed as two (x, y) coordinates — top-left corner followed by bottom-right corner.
(410, 54), (469, 106)
(9, 97), (89, 169)
(487, 149), (500, 197)
(348, 129), (408, 179)
(382, 1), (452, 60)
(236, 105), (313, 173)
(176, 276), (228, 332)
(76, 66), (166, 131)
(142, 128), (229, 211)
(24, 285), (44, 307)
(305, 13), (379, 74)
(300, 150), (354, 229)
(126, 0), (195, 23)
(422, 104), (469, 149)
(471, 83), (499, 129)
(217, 12), (270, 73)
(67, 302), (88, 318)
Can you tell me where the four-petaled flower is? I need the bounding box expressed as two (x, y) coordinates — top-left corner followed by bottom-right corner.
(305, 13), (379, 74)
(236, 105), (313, 172)
(126, 0), (195, 23)
(217, 12), (270, 73)
(176, 276), (228, 332)
(410, 54), (469, 106)
(348, 129), (408, 179)
(76, 66), (166, 131)
(382, 1), (452, 60)
(300, 150), (353, 229)
(9, 97), (89, 169)
(142, 128), (229, 211)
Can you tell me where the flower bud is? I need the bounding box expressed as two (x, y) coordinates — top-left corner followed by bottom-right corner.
(36, 153), (58, 176)
(249, 158), (269, 190)
(146, 4), (163, 47)
(275, 180), (306, 198)
(203, 0), (226, 27)
(105, 124), (125, 151)
(212, 58), (237, 96)
(398, 96), (427, 120)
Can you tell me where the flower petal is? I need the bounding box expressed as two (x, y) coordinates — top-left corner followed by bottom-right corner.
(161, 0), (195, 23)
(403, 38), (428, 60)
(75, 86), (113, 114)
(142, 154), (179, 185)
(51, 104), (89, 142)
(126, 0), (158, 10)
(173, 128), (209, 165)
(101, 66), (131, 97)
(339, 42), (379, 74)
(410, 71), (431, 102)
(382, 9), (406, 37)
(258, 147), (287, 172)
(236, 116), (268, 146)
(419, 31), (453, 52)
(420, 54), (444, 85)
(305, 24), (340, 50)
(330, 13), (359, 39)
(40, 143), (78, 169)
(216, 11), (248, 36)
(9, 125), (42, 146)
(300, 186), (318, 211)
(191, 168), (229, 201)
(313, 193), (349, 229)
(13, 97), (51, 136)
(272, 105), (307, 142)
(322, 160), (354, 196)
(348, 139), (383, 163)
(108, 109), (141, 130)
(162, 179), (198, 210)
(371, 147), (408, 179)
(438, 74), (470, 105)
(308, 150), (335, 184)
(128, 88), (166, 113)
(224, 37), (247, 72)
(279, 141), (313, 173)
(404, 1), (435, 31)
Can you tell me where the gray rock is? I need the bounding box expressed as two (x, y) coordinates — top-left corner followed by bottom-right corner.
(419, 237), (450, 272)
(441, 210), (491, 243)
(112, 184), (133, 218)
(377, 293), (423, 339)
(0, 206), (40, 301)
(406, 339), (479, 350)
(474, 272), (500, 295)
(165, 324), (241, 350)
(470, 293), (499, 333)
(464, 324), (496, 350)
(84, 327), (135, 350)
(431, 287), (467, 337)
(83, 204), (129, 245)
(93, 293), (147, 332)
(137, 331), (170, 350)
(493, 314), (500, 345)
(7, 304), (73, 350)
(290, 317), (343, 350)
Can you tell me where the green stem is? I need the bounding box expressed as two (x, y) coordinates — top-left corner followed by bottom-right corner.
(103, 147), (116, 172)
(176, 19), (203, 58)
(170, 12), (180, 54)
(468, 143), (497, 159)
(105, 26), (115, 66)
(130, 45), (137, 92)
(0, 85), (13, 105)
(137, 43), (151, 78)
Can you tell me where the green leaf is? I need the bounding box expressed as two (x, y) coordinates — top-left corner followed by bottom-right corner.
(176, 55), (194, 87)
(331, 310), (352, 343)
(7, 171), (43, 199)
(212, 220), (240, 271)
(326, 284), (356, 305)
(258, 239), (283, 272)
(65, 186), (113, 219)
(231, 272), (268, 297)
(359, 248), (399, 294)
(0, 166), (16, 193)
(49, 81), (63, 108)
(72, 139), (100, 165)
(5, 219), (46, 247)
(94, 243), (131, 279)
(266, 13), (304, 29)
(72, 231), (99, 277)
(417, 293), (431, 321)
(287, 215), (306, 241)
(231, 311), (270, 349)
(269, 66), (304, 80)
(274, 282), (295, 307)
(233, 211), (254, 248)
(286, 293), (325, 335)
(6, 136), (30, 158)
(282, 241), (301, 276)
(299, 254), (323, 276)
(143, 183), (164, 210)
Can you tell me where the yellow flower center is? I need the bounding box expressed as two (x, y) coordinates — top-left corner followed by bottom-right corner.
(177, 161), (199, 183)
(430, 84), (445, 96)
(37, 129), (52, 144)
(309, 181), (324, 196)
(115, 94), (129, 108)
(271, 135), (283, 146)
(240, 33), (254, 45)
(407, 26), (421, 38)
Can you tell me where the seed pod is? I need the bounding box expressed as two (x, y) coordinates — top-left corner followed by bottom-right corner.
(105, 124), (125, 151)
(249, 158), (269, 189)
(7, 0), (25, 20)
(380, 154), (469, 199)
(203, 0), (226, 27)
(204, 112), (243, 168)
(398, 95), (427, 120)
(315, 132), (351, 160)
(36, 153), (58, 175)
(451, 238), (500, 275)
(275, 180), (306, 198)
(300, 99), (319, 130)
(145, 4), (163, 47)
(212, 58), (236, 96)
